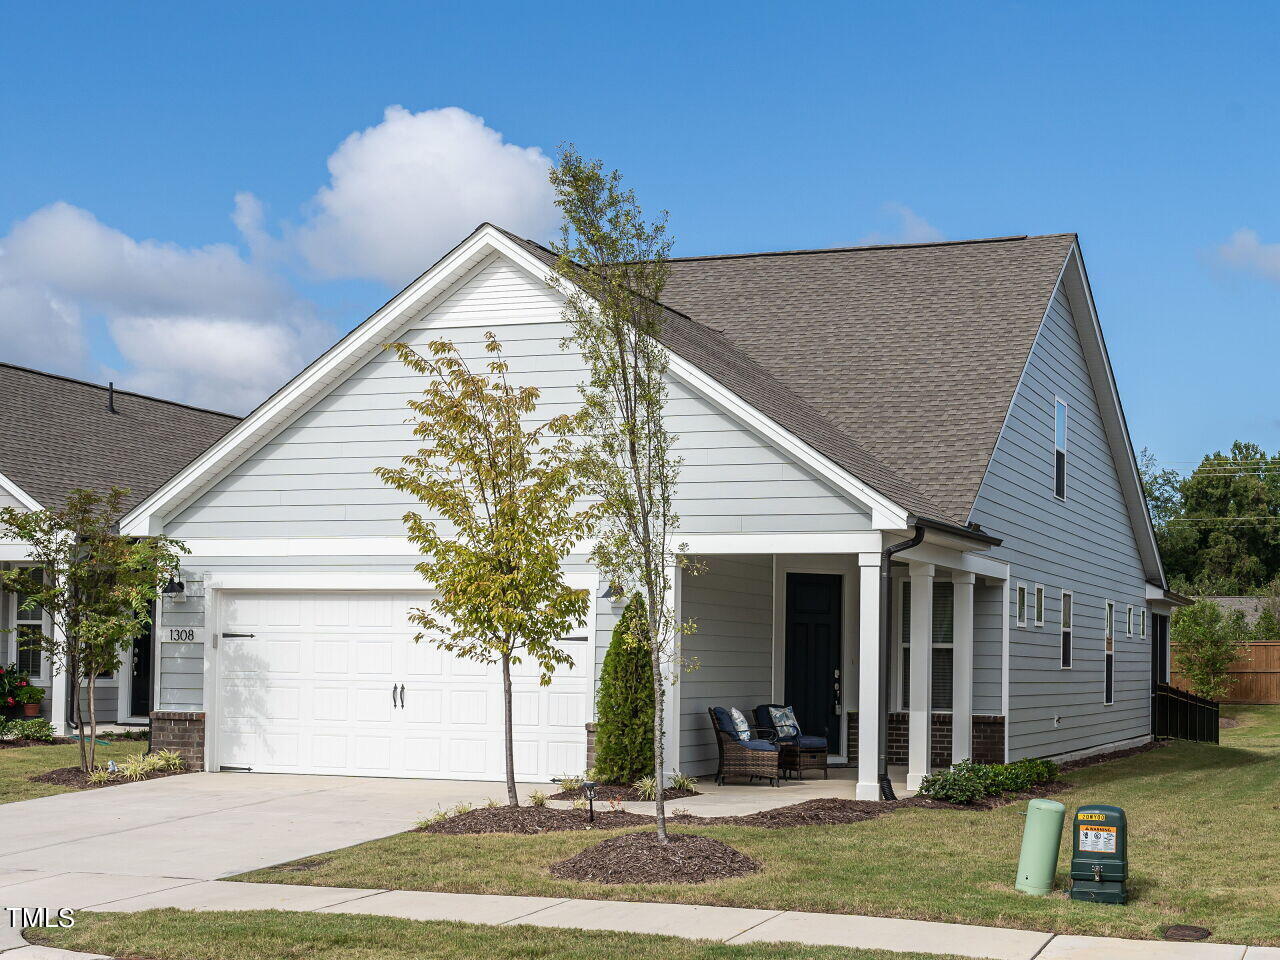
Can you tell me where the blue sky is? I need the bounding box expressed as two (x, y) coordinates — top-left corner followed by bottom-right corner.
(2, 2), (1277, 470)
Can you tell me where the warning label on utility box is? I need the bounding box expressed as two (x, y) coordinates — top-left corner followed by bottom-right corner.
(1078, 825), (1117, 853)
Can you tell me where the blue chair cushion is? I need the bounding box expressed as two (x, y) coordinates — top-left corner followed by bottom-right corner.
(741, 738), (778, 752)
(711, 706), (735, 736)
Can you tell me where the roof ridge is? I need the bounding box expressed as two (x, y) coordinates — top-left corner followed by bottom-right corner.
(0, 362), (241, 420)
(661, 233), (1077, 264)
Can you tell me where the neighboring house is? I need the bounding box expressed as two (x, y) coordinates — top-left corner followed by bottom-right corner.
(0, 363), (239, 729)
(121, 224), (1182, 798)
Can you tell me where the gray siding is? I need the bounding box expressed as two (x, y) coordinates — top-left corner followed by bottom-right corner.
(970, 288), (1150, 759)
(156, 569), (209, 712)
(677, 556), (774, 777)
(0, 490), (28, 511)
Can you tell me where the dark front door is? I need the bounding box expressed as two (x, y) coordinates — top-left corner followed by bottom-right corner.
(130, 614), (154, 718)
(785, 573), (841, 746)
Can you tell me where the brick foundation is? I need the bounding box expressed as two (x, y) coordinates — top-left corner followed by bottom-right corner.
(150, 711), (206, 772)
(584, 722), (597, 771)
(847, 712), (1005, 766)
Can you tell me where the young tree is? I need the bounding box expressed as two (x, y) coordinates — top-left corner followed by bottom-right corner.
(1171, 599), (1251, 701)
(0, 488), (185, 770)
(549, 146), (691, 841)
(593, 593), (656, 785)
(375, 334), (594, 806)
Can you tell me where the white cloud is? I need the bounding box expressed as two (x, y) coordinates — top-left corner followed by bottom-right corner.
(1216, 228), (1280, 281)
(859, 203), (945, 245)
(0, 282), (84, 374)
(0, 202), (329, 412)
(281, 106), (557, 286)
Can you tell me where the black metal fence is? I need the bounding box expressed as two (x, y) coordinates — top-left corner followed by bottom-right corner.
(1152, 682), (1220, 744)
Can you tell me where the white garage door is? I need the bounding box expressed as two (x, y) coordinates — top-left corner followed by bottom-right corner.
(213, 591), (589, 780)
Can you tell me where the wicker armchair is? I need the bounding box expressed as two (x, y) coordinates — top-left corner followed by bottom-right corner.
(754, 704), (829, 780)
(708, 707), (781, 787)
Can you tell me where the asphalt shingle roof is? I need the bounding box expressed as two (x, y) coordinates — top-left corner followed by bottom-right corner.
(657, 235), (1078, 521)
(496, 227), (958, 523)
(0, 364), (240, 516)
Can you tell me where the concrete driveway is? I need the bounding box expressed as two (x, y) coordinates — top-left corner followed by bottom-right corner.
(0, 772), (532, 880)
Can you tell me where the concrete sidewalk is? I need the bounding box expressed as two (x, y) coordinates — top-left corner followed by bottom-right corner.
(3, 870), (1276, 960)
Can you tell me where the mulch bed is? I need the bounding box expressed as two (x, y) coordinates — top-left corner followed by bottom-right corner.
(421, 805), (657, 835)
(549, 831), (760, 884)
(28, 767), (187, 789)
(0, 738), (67, 749)
(549, 785), (699, 802)
(1059, 739), (1166, 772)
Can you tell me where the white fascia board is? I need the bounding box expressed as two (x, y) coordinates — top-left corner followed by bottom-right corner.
(894, 539), (1010, 581)
(1058, 245), (1166, 588)
(121, 225), (526, 537)
(0, 470), (42, 512)
(205, 570), (597, 593)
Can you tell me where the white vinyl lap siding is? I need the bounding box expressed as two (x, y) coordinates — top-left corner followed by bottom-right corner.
(970, 288), (1149, 759)
(167, 254), (871, 540)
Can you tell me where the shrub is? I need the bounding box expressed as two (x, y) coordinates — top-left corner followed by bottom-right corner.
(0, 718), (55, 742)
(1172, 599), (1251, 700)
(87, 766), (113, 786)
(632, 775), (658, 801)
(152, 749), (185, 771)
(557, 773), (585, 793)
(528, 790), (548, 808)
(593, 594), (656, 784)
(669, 772), (698, 792)
(918, 758), (1059, 805)
(15, 684), (45, 705)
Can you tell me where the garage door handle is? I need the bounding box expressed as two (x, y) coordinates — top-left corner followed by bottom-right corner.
(391, 684), (398, 708)
(221, 633), (255, 638)
(398, 683), (406, 708)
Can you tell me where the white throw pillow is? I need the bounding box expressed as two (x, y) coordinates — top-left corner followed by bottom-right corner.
(728, 707), (752, 742)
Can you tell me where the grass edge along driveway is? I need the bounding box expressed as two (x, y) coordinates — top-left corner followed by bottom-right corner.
(30, 910), (985, 960)
(240, 706), (1280, 946)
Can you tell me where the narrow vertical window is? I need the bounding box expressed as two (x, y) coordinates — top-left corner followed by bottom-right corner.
(1034, 585), (1045, 626)
(1016, 584), (1027, 627)
(1104, 600), (1115, 704)
(1126, 605), (1133, 636)
(1060, 591), (1073, 668)
(1054, 398), (1068, 500)
(1140, 609), (1147, 639)
(15, 586), (44, 679)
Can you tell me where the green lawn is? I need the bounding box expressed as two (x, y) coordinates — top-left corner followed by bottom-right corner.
(0, 739), (146, 803)
(241, 706), (1280, 946)
(30, 910), (981, 960)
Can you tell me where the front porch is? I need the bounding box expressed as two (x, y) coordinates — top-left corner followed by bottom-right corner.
(665, 536), (1009, 800)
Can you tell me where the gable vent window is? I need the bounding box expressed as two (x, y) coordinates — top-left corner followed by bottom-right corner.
(1054, 398), (1068, 500)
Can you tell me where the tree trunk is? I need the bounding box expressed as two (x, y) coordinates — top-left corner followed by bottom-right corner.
(73, 673), (87, 773)
(648, 605), (667, 842)
(501, 648), (518, 807)
(86, 674), (97, 769)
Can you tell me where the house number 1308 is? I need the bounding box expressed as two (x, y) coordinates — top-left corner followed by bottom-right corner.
(169, 629), (195, 642)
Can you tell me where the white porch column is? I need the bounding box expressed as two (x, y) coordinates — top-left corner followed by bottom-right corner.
(907, 561), (934, 791)
(49, 622), (68, 735)
(951, 572), (976, 766)
(856, 552), (883, 800)
(662, 561), (682, 782)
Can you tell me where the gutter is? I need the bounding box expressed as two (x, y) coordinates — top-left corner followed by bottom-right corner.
(909, 515), (1002, 548)
(878, 524), (925, 800)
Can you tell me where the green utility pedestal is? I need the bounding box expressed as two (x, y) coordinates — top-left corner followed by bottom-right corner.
(1069, 804), (1128, 904)
(1014, 798), (1066, 895)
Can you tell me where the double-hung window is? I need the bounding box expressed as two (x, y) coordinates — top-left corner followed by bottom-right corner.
(1054, 398), (1068, 500)
(1060, 591), (1073, 668)
(1104, 600), (1115, 705)
(14, 586), (44, 679)
(900, 580), (954, 711)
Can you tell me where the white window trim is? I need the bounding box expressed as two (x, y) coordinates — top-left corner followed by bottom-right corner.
(1126, 604), (1134, 636)
(1053, 396), (1068, 501)
(1034, 585), (1045, 627)
(896, 577), (955, 714)
(1140, 608), (1147, 639)
(1016, 583), (1027, 628)
(1104, 600), (1115, 705)
(10, 565), (48, 683)
(1060, 590), (1073, 670)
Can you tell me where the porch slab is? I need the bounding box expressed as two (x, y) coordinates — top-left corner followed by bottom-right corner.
(727, 910), (1052, 960)
(1038, 936), (1247, 960)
